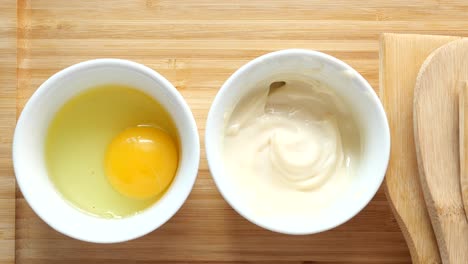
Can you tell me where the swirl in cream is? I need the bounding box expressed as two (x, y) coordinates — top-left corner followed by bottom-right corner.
(268, 118), (343, 190)
(224, 78), (360, 216)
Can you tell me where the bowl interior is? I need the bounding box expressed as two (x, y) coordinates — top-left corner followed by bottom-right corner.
(206, 50), (390, 234)
(13, 59), (200, 243)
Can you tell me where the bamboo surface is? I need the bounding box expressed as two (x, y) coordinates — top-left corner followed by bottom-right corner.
(0, 1), (16, 264)
(379, 33), (464, 264)
(414, 38), (468, 263)
(8, 0), (468, 263)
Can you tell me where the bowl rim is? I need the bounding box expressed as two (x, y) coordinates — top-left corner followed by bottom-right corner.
(205, 48), (390, 235)
(13, 58), (200, 243)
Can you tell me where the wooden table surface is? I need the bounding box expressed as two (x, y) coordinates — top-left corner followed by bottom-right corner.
(1, 0), (468, 263)
(0, 1), (17, 263)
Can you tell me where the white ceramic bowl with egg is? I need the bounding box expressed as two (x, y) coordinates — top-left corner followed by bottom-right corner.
(13, 59), (200, 243)
(205, 49), (390, 235)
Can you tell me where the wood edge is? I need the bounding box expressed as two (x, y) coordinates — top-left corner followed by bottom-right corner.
(382, 185), (421, 263)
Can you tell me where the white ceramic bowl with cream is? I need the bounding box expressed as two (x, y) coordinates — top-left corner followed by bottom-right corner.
(13, 59), (200, 243)
(205, 49), (390, 235)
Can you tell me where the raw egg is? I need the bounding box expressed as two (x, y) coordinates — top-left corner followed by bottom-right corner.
(46, 85), (179, 218)
(105, 126), (178, 199)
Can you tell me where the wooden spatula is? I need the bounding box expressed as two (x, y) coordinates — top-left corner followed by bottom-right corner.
(414, 39), (468, 263)
(459, 81), (468, 220)
(380, 33), (461, 263)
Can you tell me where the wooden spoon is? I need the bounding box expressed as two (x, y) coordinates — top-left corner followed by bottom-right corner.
(459, 81), (468, 220)
(414, 38), (468, 263)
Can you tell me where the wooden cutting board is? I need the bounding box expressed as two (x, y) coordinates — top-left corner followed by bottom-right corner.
(6, 0), (468, 263)
(380, 33), (464, 263)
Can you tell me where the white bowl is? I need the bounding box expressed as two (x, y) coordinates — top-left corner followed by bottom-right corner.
(205, 49), (390, 235)
(13, 59), (200, 243)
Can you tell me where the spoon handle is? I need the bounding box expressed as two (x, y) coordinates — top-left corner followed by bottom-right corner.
(459, 81), (468, 220)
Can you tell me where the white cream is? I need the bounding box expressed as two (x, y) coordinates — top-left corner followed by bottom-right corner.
(223, 78), (360, 217)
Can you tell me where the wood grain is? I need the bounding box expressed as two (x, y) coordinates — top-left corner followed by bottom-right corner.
(459, 81), (468, 220)
(414, 39), (468, 263)
(380, 33), (461, 264)
(13, 0), (468, 263)
(0, 0), (16, 263)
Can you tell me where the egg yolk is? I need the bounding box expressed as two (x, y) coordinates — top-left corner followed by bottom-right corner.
(105, 126), (178, 199)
